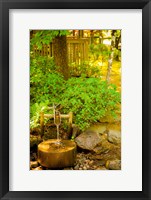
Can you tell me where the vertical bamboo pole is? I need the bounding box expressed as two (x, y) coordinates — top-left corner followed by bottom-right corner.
(68, 112), (73, 135)
(40, 112), (44, 137)
(69, 112), (73, 125)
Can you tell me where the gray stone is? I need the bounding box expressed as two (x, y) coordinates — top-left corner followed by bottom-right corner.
(71, 124), (81, 139)
(93, 144), (110, 154)
(90, 145), (121, 162)
(85, 123), (107, 135)
(108, 130), (121, 144)
(32, 166), (43, 170)
(74, 165), (79, 170)
(30, 135), (42, 148)
(30, 161), (39, 168)
(82, 166), (87, 170)
(96, 166), (107, 170)
(106, 160), (121, 170)
(93, 134), (113, 154)
(93, 160), (106, 166)
(75, 131), (102, 150)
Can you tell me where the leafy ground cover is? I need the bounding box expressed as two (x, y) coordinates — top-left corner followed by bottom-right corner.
(30, 55), (121, 131)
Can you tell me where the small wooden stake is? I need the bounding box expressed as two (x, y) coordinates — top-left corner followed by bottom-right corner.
(69, 112), (73, 125)
(68, 112), (73, 135)
(40, 112), (44, 137)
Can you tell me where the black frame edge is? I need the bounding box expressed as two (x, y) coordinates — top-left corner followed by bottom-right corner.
(1, 1), (9, 199)
(1, 0), (151, 200)
(142, 1), (150, 199)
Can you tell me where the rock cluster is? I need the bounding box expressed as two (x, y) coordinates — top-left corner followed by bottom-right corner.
(108, 129), (121, 144)
(74, 122), (121, 170)
(30, 122), (121, 170)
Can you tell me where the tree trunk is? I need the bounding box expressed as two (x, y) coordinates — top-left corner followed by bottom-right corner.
(115, 35), (121, 61)
(106, 52), (113, 83)
(53, 35), (69, 80)
(106, 31), (115, 83)
(90, 30), (94, 44)
(115, 35), (121, 49)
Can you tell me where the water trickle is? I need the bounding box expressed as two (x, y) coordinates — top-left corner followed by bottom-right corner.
(54, 110), (61, 144)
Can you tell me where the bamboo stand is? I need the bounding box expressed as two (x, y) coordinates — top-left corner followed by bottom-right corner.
(40, 109), (73, 137)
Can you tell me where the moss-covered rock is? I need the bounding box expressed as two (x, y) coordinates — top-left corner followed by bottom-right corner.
(30, 135), (42, 148)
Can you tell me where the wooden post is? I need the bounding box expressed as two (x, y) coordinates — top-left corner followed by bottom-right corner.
(68, 112), (73, 135)
(40, 112), (44, 137)
(69, 112), (73, 124)
(79, 30), (84, 38)
(106, 31), (116, 83)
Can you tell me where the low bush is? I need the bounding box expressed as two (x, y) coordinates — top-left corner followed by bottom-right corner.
(70, 61), (101, 78)
(30, 56), (120, 131)
(30, 55), (65, 104)
(60, 77), (120, 130)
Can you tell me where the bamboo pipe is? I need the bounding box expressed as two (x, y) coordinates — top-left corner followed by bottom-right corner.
(40, 112), (44, 137)
(40, 111), (73, 136)
(44, 113), (70, 119)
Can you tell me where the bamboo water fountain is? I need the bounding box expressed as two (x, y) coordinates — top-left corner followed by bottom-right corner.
(38, 104), (77, 169)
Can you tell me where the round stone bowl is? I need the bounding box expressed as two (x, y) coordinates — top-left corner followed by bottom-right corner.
(38, 139), (77, 169)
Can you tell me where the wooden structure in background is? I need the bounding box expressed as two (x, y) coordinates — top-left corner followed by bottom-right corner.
(33, 37), (90, 66)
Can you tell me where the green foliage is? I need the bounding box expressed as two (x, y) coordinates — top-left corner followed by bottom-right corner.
(30, 30), (69, 50)
(30, 101), (51, 129)
(30, 55), (65, 104)
(30, 54), (120, 131)
(60, 77), (120, 130)
(113, 30), (121, 38)
(89, 43), (111, 61)
(70, 61), (101, 78)
(113, 48), (121, 60)
(30, 55), (57, 73)
(30, 55), (65, 128)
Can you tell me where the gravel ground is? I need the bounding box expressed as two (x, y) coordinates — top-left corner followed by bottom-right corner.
(30, 151), (108, 170)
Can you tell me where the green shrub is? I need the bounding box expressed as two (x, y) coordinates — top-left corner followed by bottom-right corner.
(60, 77), (120, 130)
(113, 48), (121, 61)
(70, 61), (101, 78)
(89, 43), (111, 61)
(30, 55), (65, 104)
(30, 56), (120, 131)
(30, 101), (51, 129)
(30, 56), (65, 129)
